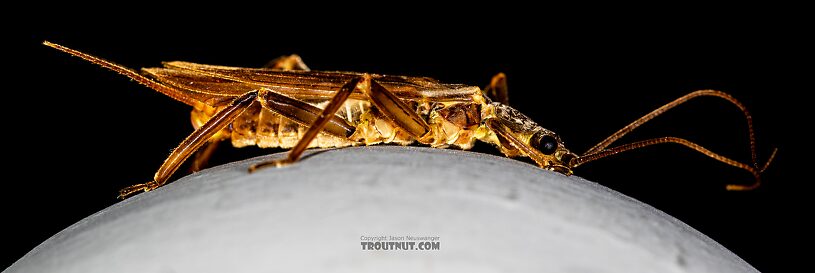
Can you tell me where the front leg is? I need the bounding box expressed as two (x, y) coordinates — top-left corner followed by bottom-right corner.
(483, 72), (508, 104)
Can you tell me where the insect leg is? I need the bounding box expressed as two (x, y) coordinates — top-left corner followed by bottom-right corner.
(366, 78), (433, 140)
(186, 55), (312, 172)
(483, 72), (509, 104)
(263, 54), (311, 71)
(249, 78), (361, 170)
(189, 141), (221, 172)
(118, 91), (258, 199)
(250, 74), (435, 170)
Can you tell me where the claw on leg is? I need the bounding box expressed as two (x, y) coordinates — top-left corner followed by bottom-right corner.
(248, 158), (294, 173)
(118, 181), (159, 199)
(726, 183), (760, 191)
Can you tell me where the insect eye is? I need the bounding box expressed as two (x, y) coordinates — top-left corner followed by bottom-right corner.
(531, 131), (558, 155)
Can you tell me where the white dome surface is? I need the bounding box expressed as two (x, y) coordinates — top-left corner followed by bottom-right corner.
(6, 146), (757, 273)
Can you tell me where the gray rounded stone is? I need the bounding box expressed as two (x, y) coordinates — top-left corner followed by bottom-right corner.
(5, 146), (757, 273)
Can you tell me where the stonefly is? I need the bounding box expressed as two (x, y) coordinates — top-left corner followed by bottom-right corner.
(44, 41), (776, 199)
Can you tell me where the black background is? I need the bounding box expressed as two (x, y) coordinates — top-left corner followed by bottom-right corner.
(9, 10), (808, 272)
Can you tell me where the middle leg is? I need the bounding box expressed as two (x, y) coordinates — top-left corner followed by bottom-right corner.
(249, 77), (362, 170)
(249, 74), (435, 171)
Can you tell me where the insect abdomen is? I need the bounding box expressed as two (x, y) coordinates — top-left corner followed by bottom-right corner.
(226, 103), (355, 149)
(192, 99), (482, 149)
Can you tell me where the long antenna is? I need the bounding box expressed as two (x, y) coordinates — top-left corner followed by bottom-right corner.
(573, 90), (777, 190)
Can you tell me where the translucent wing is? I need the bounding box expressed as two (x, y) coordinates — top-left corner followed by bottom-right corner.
(144, 62), (480, 105)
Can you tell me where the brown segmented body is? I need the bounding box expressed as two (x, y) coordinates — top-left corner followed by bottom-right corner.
(193, 98), (487, 150)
